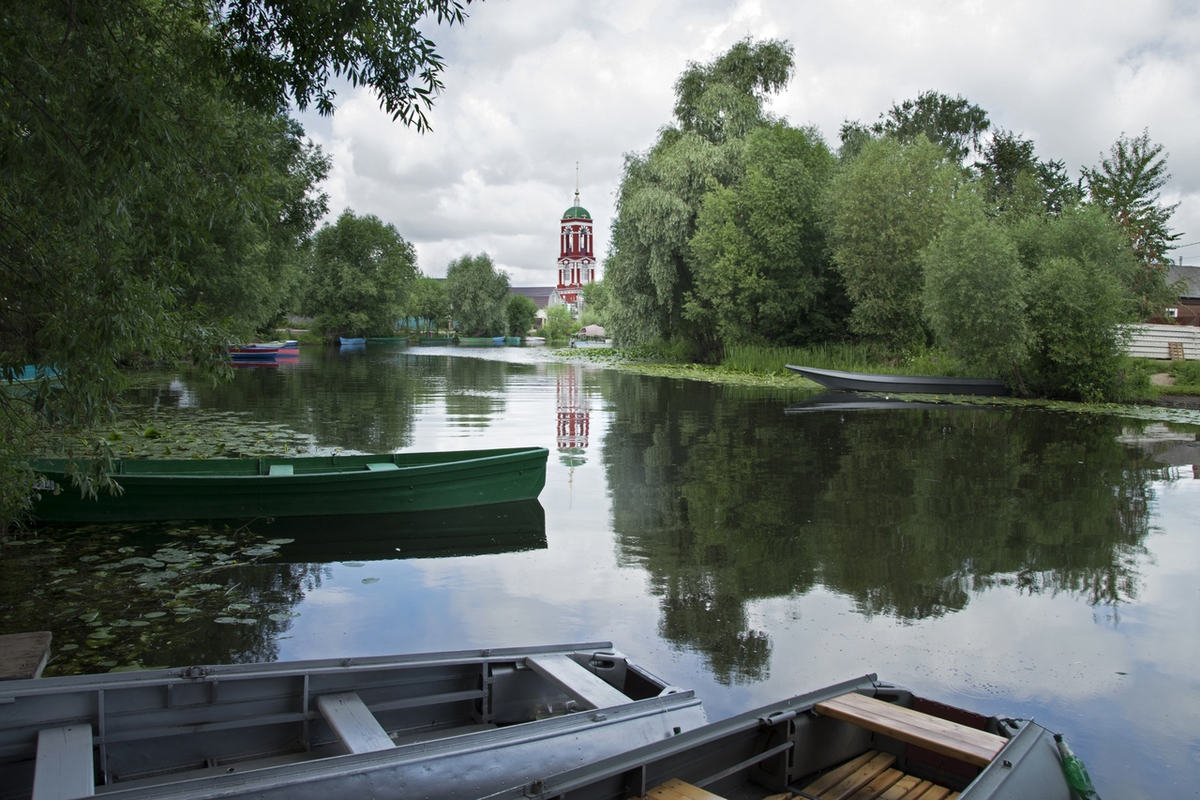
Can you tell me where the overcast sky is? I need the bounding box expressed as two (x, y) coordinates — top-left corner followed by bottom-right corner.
(297, 0), (1200, 287)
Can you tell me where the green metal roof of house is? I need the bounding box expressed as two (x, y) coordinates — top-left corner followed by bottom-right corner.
(562, 205), (591, 219)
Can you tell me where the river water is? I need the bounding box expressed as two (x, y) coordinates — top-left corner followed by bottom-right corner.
(4, 343), (1199, 797)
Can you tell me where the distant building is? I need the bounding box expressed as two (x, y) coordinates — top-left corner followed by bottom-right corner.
(510, 188), (599, 323)
(1157, 264), (1200, 326)
(509, 286), (568, 330)
(556, 191), (597, 311)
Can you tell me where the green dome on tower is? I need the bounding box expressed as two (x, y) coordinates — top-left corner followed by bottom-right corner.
(562, 205), (591, 220)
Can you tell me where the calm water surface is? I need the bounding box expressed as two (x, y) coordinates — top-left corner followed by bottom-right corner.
(4, 343), (1200, 798)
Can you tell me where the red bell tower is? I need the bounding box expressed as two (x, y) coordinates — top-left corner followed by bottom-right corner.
(556, 182), (595, 310)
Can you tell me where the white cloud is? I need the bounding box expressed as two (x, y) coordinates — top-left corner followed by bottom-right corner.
(298, 0), (1200, 281)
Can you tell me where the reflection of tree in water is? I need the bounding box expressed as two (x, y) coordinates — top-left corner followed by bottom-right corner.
(0, 522), (327, 675)
(128, 347), (439, 453)
(602, 371), (1181, 682)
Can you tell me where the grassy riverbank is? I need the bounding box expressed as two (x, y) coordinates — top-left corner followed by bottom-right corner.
(554, 341), (1200, 407)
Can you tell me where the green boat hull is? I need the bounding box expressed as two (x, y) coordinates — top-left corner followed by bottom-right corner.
(30, 447), (548, 523)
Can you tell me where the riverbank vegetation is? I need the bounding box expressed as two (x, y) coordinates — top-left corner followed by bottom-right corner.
(600, 38), (1183, 406)
(1, 0), (478, 527)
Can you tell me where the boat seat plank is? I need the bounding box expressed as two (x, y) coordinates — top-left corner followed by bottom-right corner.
(268, 465), (293, 476)
(365, 462), (400, 471)
(32, 725), (94, 800)
(814, 693), (1006, 768)
(315, 692), (395, 754)
(525, 654), (630, 710)
(801, 750), (896, 800)
(642, 778), (725, 800)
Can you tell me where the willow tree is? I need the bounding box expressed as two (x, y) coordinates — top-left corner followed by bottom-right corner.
(0, 0), (478, 526)
(688, 124), (842, 346)
(826, 135), (959, 349)
(605, 38), (794, 355)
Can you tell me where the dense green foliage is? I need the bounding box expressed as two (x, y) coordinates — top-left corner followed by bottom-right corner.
(921, 191), (1031, 376)
(305, 211), (417, 337)
(689, 124), (842, 345)
(870, 90), (990, 163)
(0, 0), (476, 526)
(505, 294), (538, 336)
(605, 38), (794, 357)
(543, 305), (576, 343)
(826, 135), (959, 349)
(1083, 130), (1180, 318)
(407, 277), (451, 331)
(607, 37), (1181, 403)
(446, 253), (510, 335)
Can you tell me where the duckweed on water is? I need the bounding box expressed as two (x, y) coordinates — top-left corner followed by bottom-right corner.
(0, 523), (316, 675)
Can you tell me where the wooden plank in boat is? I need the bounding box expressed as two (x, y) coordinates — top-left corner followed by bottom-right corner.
(32, 725), (94, 800)
(642, 778), (725, 800)
(875, 775), (925, 800)
(814, 693), (1006, 767)
(315, 692), (395, 754)
(845, 767), (904, 800)
(801, 750), (896, 800)
(525, 654), (630, 710)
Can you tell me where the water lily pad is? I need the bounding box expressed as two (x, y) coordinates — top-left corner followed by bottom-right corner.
(361, 577), (380, 585)
(143, 611), (167, 619)
(214, 616), (239, 624)
(268, 612), (297, 621)
(267, 538), (295, 545)
(342, 562), (365, 568)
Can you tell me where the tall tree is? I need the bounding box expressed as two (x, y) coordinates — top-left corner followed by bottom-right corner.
(306, 211), (418, 337)
(921, 189), (1031, 378)
(505, 294), (538, 336)
(975, 130), (1082, 220)
(688, 124), (841, 345)
(606, 38), (794, 354)
(446, 253), (510, 336)
(827, 135), (959, 349)
(872, 90), (990, 163)
(1, 0), (477, 524)
(1083, 130), (1180, 318)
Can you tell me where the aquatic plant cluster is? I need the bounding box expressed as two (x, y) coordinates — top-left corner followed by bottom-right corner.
(1, 523), (313, 675)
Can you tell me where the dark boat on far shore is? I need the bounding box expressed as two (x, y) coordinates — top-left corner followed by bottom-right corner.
(787, 365), (1010, 396)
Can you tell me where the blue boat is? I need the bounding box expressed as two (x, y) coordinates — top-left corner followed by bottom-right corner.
(338, 337), (366, 346)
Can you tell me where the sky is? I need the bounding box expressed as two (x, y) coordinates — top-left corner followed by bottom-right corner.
(296, 0), (1200, 287)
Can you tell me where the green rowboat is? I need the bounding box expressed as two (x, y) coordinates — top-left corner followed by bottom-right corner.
(30, 447), (548, 523)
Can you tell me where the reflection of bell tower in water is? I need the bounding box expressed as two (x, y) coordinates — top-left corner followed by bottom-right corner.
(556, 366), (589, 469)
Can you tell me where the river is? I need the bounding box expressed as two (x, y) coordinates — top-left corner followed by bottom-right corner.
(3, 342), (1199, 798)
